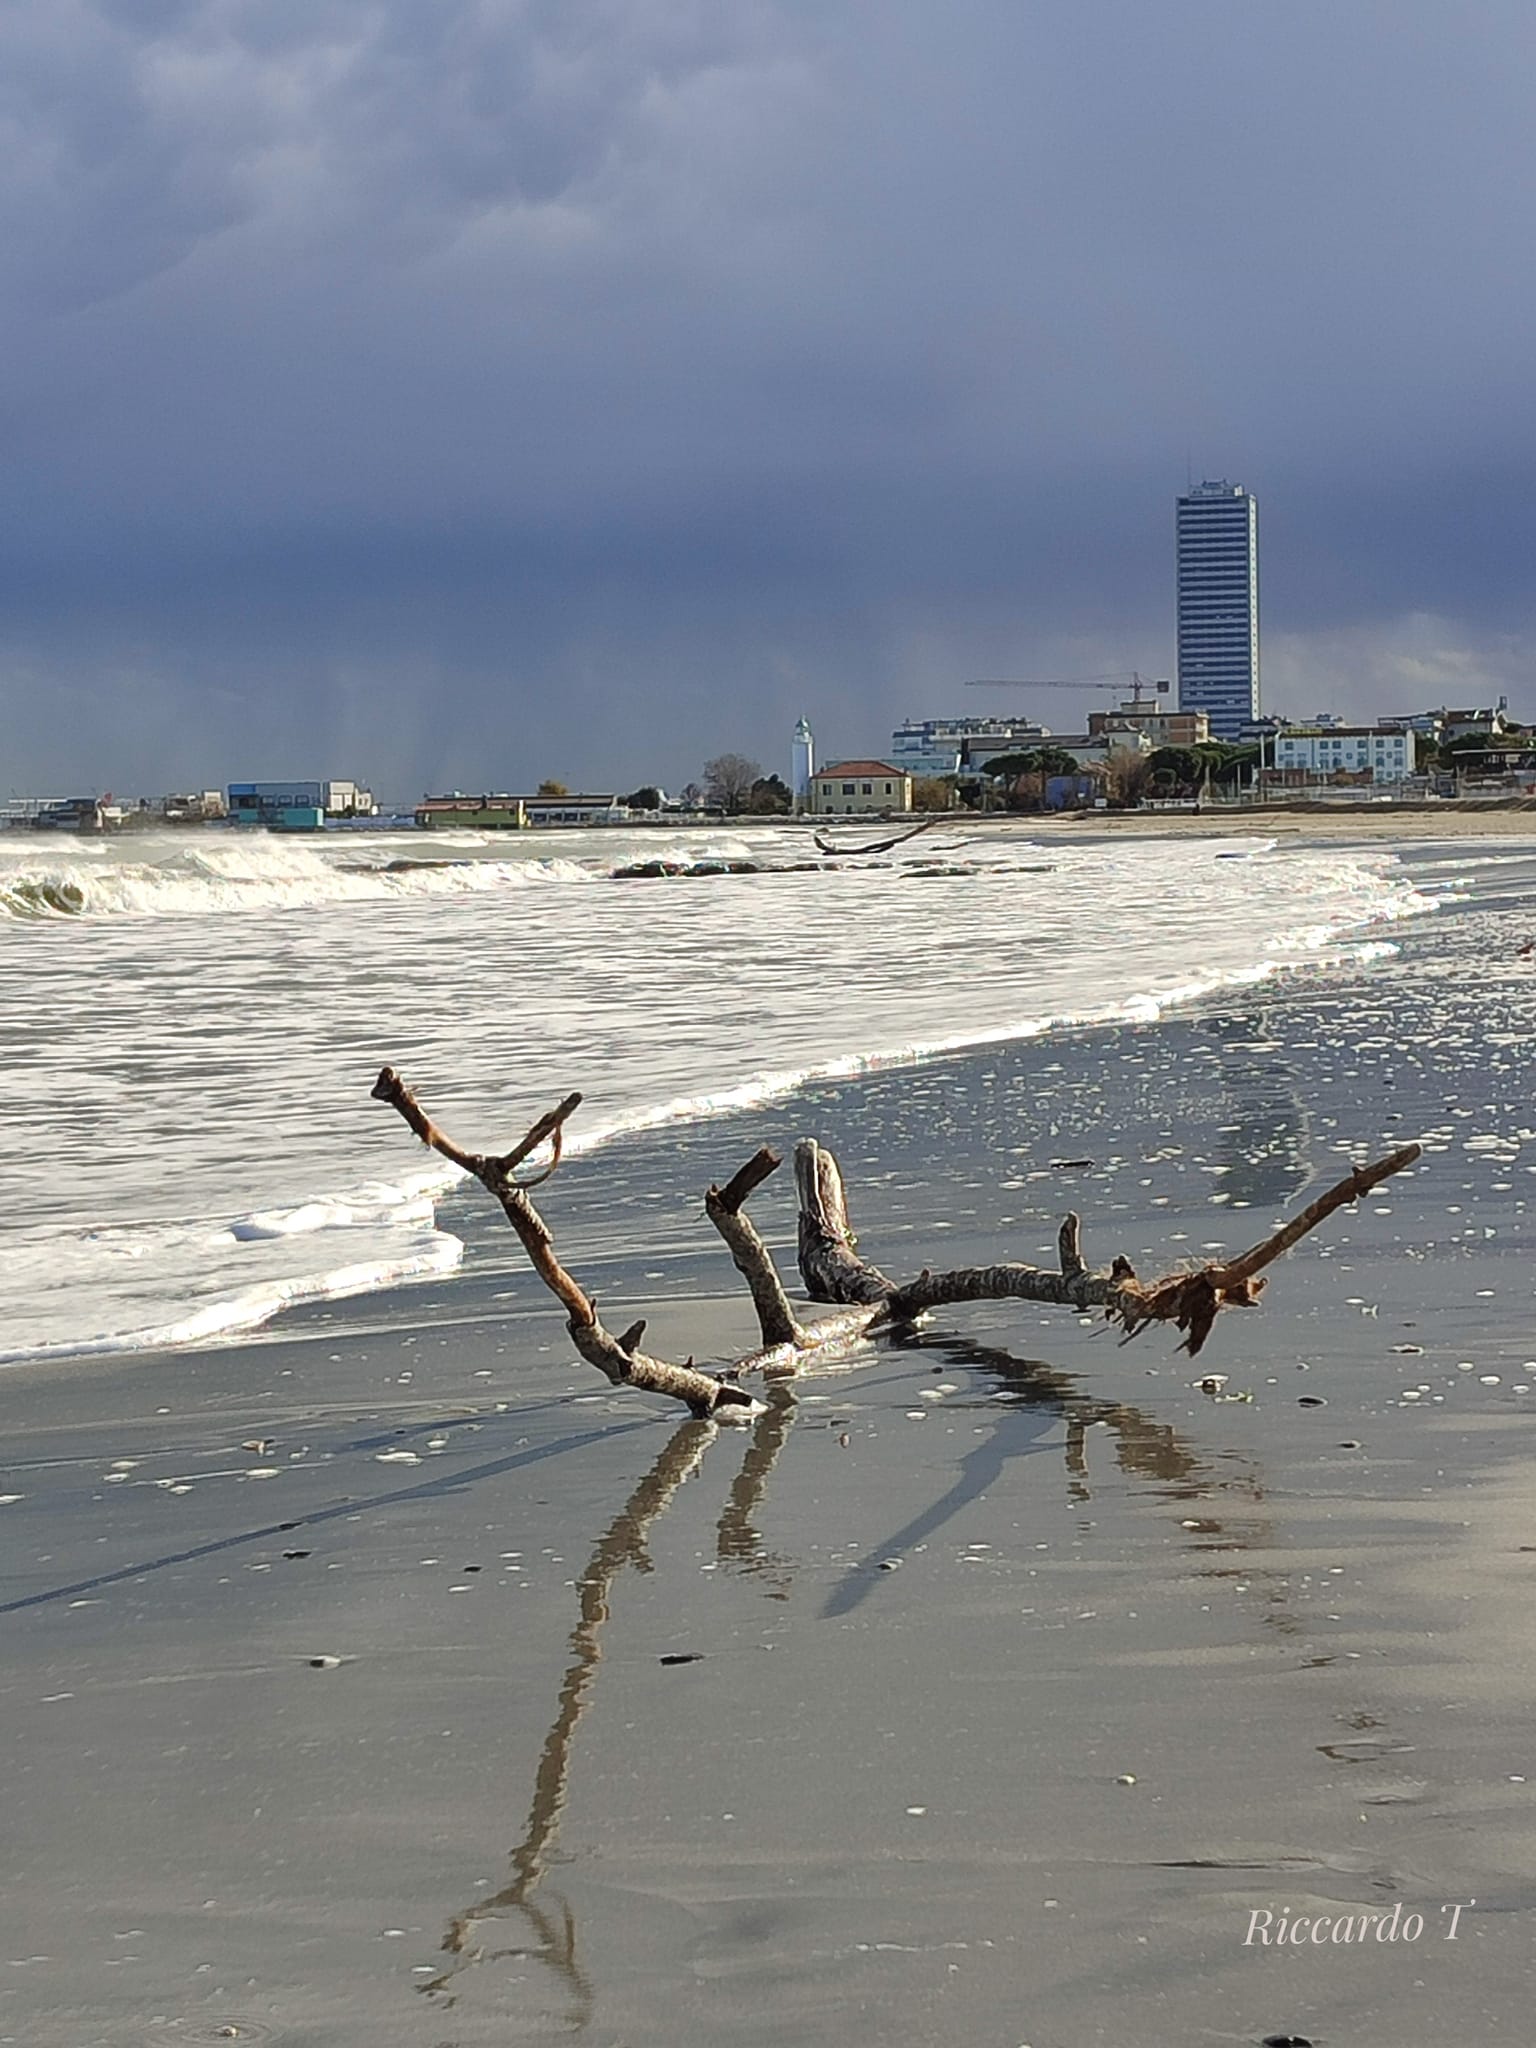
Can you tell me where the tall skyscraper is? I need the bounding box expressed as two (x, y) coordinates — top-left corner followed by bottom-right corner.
(1176, 480), (1259, 740)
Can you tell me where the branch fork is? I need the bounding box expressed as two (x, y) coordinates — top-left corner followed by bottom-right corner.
(372, 1068), (760, 1417)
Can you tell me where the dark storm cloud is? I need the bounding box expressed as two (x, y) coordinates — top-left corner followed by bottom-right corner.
(3, 0), (1534, 795)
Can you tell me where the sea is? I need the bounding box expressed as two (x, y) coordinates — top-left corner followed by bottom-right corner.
(0, 820), (1493, 1370)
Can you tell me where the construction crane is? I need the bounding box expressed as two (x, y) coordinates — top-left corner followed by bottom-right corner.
(966, 671), (1170, 706)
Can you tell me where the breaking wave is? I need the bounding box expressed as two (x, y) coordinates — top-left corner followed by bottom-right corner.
(0, 827), (1047, 922)
(0, 826), (1441, 1367)
(0, 834), (595, 921)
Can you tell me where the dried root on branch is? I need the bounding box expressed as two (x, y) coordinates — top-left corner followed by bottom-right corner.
(372, 1067), (1421, 1412)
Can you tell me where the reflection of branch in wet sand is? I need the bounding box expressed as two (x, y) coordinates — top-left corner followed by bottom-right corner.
(419, 1335), (1288, 2013)
(821, 1329), (1266, 1618)
(715, 1382), (799, 1596)
(423, 1416), (717, 2018)
(948, 1329), (1333, 1664)
(994, 1326), (1307, 1643)
(425, 1394), (803, 2018)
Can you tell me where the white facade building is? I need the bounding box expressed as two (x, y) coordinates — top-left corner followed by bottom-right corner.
(890, 717), (1048, 779)
(1270, 727), (1413, 783)
(1177, 480), (1259, 741)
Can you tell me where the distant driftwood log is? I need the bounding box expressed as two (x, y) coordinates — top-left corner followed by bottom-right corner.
(371, 1066), (1420, 1419)
(811, 816), (943, 856)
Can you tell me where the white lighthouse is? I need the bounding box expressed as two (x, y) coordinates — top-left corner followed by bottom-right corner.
(791, 716), (815, 812)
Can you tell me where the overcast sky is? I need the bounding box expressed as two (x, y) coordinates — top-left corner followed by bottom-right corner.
(4, 0), (1534, 799)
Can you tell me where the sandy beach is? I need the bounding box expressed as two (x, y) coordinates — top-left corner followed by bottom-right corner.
(5, 840), (1536, 2046)
(1031, 799), (1536, 840)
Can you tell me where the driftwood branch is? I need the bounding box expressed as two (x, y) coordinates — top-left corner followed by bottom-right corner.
(795, 1140), (892, 1303)
(1111, 1143), (1422, 1356)
(704, 1147), (806, 1349)
(795, 1138), (1423, 1358)
(372, 1068), (758, 1418)
(813, 816), (944, 857)
(372, 1067), (1422, 1408)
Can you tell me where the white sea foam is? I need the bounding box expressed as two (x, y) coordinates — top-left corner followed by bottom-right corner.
(0, 832), (595, 921)
(0, 824), (1437, 1366)
(0, 1230), (463, 1366)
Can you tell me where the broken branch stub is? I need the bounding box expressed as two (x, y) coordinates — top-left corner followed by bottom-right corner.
(795, 1140), (892, 1304)
(704, 1148), (807, 1351)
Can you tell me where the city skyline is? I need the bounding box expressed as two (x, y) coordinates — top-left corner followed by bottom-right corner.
(2, 2), (1534, 795)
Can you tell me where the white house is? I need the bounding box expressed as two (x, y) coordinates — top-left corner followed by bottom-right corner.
(1270, 727), (1413, 784)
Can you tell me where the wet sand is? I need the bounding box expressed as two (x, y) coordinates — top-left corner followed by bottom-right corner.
(5, 855), (1536, 2046)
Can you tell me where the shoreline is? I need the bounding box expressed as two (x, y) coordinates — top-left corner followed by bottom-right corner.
(8, 800), (1536, 850)
(1047, 802), (1536, 838)
(6, 892), (1536, 2044)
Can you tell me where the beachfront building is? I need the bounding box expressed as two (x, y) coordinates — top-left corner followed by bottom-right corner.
(791, 717), (815, 811)
(978, 728), (1151, 810)
(0, 796), (64, 827)
(891, 717), (1050, 779)
(28, 795), (125, 831)
(1176, 480), (1259, 741)
(227, 779), (376, 824)
(1437, 703), (1511, 744)
(1040, 730), (1154, 770)
(808, 761), (913, 815)
(160, 791), (227, 823)
(417, 795), (526, 828)
(1438, 734), (1536, 785)
(416, 792), (629, 829)
(525, 792), (627, 826)
(1269, 726), (1414, 784)
(1087, 700), (1211, 747)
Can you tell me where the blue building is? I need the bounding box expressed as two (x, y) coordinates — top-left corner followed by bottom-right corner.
(1176, 480), (1259, 741)
(227, 780), (374, 828)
